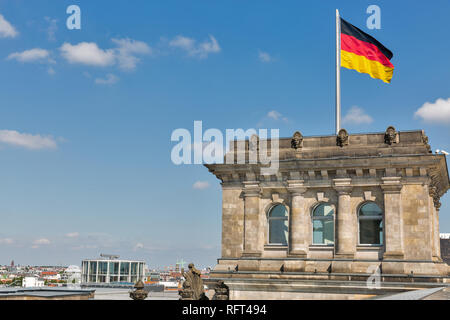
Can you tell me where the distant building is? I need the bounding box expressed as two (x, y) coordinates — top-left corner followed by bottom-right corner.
(81, 255), (145, 284)
(62, 265), (81, 284)
(440, 234), (450, 265)
(41, 271), (61, 281)
(22, 276), (44, 288)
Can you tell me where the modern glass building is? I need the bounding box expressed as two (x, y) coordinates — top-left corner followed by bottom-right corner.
(81, 257), (146, 284)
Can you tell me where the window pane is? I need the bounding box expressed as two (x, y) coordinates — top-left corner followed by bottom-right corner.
(313, 220), (324, 244)
(360, 202), (382, 216)
(269, 219), (288, 245)
(323, 220), (334, 244)
(99, 262), (108, 274)
(89, 262), (97, 274)
(269, 204), (287, 217)
(313, 203), (334, 217)
(313, 219), (334, 244)
(380, 221), (383, 245)
(360, 219), (382, 244)
(131, 263), (138, 275)
(109, 262), (119, 274)
(120, 262), (130, 275)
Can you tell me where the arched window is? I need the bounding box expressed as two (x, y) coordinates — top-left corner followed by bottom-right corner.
(358, 202), (383, 245)
(268, 204), (288, 245)
(312, 203), (334, 245)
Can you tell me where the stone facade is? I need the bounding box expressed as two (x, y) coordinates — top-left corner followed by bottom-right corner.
(205, 128), (450, 299)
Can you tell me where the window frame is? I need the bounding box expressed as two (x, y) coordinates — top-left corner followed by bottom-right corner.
(357, 201), (384, 247)
(266, 203), (289, 246)
(311, 202), (335, 246)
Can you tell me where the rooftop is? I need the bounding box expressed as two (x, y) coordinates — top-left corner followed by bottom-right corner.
(0, 287), (95, 300)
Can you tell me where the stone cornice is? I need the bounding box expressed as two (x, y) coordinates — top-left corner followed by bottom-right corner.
(206, 152), (449, 199)
(333, 178), (352, 195)
(381, 177), (403, 194)
(286, 180), (307, 195)
(242, 181), (261, 197)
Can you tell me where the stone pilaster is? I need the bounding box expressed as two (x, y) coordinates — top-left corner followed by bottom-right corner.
(429, 185), (442, 261)
(333, 178), (355, 259)
(241, 181), (262, 257)
(287, 180), (308, 257)
(381, 177), (404, 260)
(432, 203), (442, 261)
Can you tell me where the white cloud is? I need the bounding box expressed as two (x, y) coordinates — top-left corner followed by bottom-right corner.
(193, 181), (210, 190)
(0, 238), (14, 245)
(0, 130), (58, 150)
(60, 39), (151, 70)
(7, 48), (52, 63)
(60, 42), (115, 67)
(267, 110), (281, 120)
(33, 238), (51, 245)
(414, 97), (450, 124)
(112, 38), (152, 70)
(65, 232), (79, 238)
(0, 14), (18, 38)
(258, 50), (272, 63)
(95, 73), (119, 85)
(267, 110), (288, 122)
(169, 35), (221, 58)
(342, 106), (373, 125)
(44, 17), (57, 41)
(257, 110), (289, 127)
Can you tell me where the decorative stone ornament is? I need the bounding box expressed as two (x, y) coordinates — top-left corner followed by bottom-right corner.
(212, 280), (229, 300)
(384, 126), (399, 145)
(429, 184), (441, 209)
(291, 131), (303, 149)
(336, 129), (349, 147)
(179, 263), (209, 300)
(249, 134), (259, 152)
(129, 280), (148, 300)
(421, 131), (432, 153)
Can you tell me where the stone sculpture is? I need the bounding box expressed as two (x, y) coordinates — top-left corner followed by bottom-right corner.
(291, 131), (303, 149)
(129, 280), (148, 300)
(179, 263), (208, 300)
(336, 129), (349, 147)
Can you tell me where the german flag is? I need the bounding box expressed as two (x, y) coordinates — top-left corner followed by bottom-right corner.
(340, 18), (394, 83)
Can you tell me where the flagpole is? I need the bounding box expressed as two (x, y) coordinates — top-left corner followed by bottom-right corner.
(335, 9), (341, 134)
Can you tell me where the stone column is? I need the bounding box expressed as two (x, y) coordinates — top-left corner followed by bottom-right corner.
(381, 177), (404, 259)
(287, 180), (308, 257)
(241, 181), (262, 257)
(333, 179), (355, 258)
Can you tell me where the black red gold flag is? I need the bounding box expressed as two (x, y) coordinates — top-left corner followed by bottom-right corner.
(340, 18), (394, 83)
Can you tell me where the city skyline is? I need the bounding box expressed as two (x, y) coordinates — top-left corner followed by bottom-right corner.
(0, 0), (449, 269)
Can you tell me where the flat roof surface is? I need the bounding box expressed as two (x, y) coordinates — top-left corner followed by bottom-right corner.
(0, 287), (95, 297)
(82, 259), (146, 263)
(88, 288), (179, 300)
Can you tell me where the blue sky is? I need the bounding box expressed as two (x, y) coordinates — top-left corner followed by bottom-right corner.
(0, 0), (449, 269)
